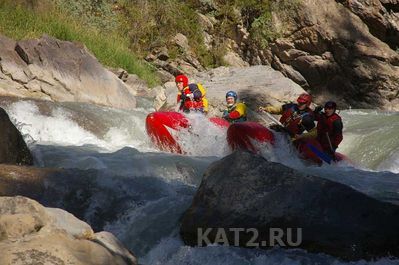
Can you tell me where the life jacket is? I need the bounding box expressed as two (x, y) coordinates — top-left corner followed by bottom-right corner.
(317, 113), (343, 149)
(223, 102), (247, 123)
(177, 83), (208, 113)
(279, 103), (313, 136)
(196, 83), (208, 113)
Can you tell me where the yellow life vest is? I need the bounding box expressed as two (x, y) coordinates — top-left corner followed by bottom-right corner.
(197, 83), (208, 112)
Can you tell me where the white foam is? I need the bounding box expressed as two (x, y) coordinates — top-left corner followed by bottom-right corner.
(173, 113), (230, 157)
(141, 235), (399, 265)
(377, 149), (399, 173)
(5, 100), (156, 152)
(7, 101), (103, 146)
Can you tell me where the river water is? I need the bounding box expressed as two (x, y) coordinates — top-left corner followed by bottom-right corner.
(1, 97), (398, 265)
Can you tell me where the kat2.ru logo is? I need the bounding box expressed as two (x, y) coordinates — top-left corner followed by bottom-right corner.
(197, 227), (302, 247)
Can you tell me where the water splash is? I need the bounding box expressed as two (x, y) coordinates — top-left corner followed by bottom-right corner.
(176, 113), (230, 157)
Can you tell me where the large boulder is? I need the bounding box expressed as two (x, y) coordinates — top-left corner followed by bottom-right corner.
(0, 34), (137, 110)
(108, 68), (150, 97)
(180, 151), (399, 261)
(270, 0), (399, 110)
(338, 0), (399, 49)
(0, 107), (33, 165)
(153, 65), (306, 116)
(0, 196), (137, 265)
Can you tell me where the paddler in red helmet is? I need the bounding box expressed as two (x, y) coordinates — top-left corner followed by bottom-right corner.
(175, 74), (208, 114)
(258, 93), (317, 141)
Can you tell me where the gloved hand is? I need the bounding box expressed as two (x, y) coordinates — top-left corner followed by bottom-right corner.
(291, 134), (302, 142)
(186, 93), (194, 100)
(326, 145), (337, 153)
(222, 111), (230, 120)
(328, 146), (338, 161)
(314, 106), (323, 113)
(261, 106), (275, 113)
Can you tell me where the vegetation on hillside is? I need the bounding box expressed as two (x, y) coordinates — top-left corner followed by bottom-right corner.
(0, 0), (300, 83)
(114, 0), (297, 66)
(208, 0), (299, 49)
(0, 0), (160, 87)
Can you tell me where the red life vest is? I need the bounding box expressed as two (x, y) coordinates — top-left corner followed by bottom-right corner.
(317, 113), (343, 150)
(279, 105), (313, 135)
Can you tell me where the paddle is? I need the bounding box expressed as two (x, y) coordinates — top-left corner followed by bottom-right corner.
(325, 132), (337, 161)
(254, 109), (292, 136)
(305, 142), (332, 164)
(247, 108), (281, 127)
(247, 109), (273, 126)
(263, 111), (283, 126)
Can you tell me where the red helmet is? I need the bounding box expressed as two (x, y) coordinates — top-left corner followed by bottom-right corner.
(175, 75), (188, 87)
(297, 93), (312, 106)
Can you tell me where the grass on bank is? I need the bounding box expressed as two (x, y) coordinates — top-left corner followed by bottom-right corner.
(0, 1), (160, 87)
(116, 0), (220, 67)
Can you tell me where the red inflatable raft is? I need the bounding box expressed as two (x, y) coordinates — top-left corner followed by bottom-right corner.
(146, 112), (229, 154)
(227, 122), (275, 153)
(227, 122), (347, 165)
(146, 112), (347, 164)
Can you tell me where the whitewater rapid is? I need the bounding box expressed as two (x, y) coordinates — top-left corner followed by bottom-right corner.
(1, 97), (398, 265)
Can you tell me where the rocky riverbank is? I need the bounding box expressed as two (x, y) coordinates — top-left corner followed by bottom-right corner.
(0, 196), (137, 265)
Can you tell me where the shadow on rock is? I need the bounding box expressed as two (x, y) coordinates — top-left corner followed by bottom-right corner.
(180, 151), (399, 261)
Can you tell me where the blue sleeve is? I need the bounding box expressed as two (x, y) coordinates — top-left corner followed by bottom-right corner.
(282, 103), (296, 112)
(188, 84), (202, 99)
(302, 114), (315, 131)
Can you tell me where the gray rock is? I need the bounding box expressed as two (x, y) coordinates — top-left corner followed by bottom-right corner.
(340, 0), (399, 49)
(197, 13), (215, 32)
(156, 65), (306, 116)
(94, 232), (137, 265)
(271, 55), (309, 88)
(0, 196), (137, 265)
(156, 47), (169, 61)
(45, 207), (94, 238)
(0, 35), (32, 84)
(271, 0), (399, 110)
(180, 151), (399, 261)
(108, 67), (149, 97)
(0, 34), (137, 110)
(222, 39), (250, 67)
(172, 33), (190, 52)
(0, 107), (33, 165)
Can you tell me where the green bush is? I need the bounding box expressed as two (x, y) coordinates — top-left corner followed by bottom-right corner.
(210, 0), (299, 49)
(52, 0), (118, 32)
(117, 0), (214, 65)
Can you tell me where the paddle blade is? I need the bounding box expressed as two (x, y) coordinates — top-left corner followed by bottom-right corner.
(306, 143), (332, 164)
